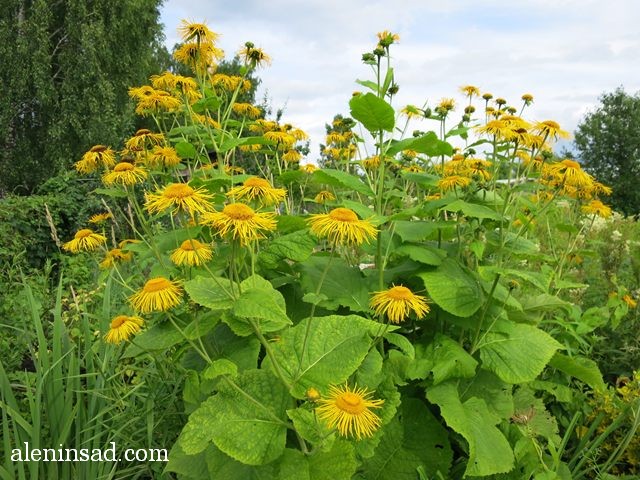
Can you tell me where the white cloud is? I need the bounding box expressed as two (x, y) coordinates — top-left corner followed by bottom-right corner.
(160, 0), (640, 160)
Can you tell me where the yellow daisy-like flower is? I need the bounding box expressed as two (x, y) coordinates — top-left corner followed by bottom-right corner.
(102, 162), (148, 186)
(315, 190), (336, 204)
(75, 145), (116, 174)
(62, 229), (107, 253)
(174, 41), (224, 71)
(460, 85), (481, 97)
(437, 98), (455, 112)
(202, 203), (277, 245)
(134, 89), (183, 116)
(129, 277), (183, 313)
(622, 295), (637, 309)
(170, 239), (213, 266)
(438, 175), (472, 192)
(370, 285), (430, 323)
(521, 93), (534, 105)
(124, 129), (165, 151)
(282, 150), (302, 163)
(238, 42), (271, 68)
(145, 182), (213, 216)
(581, 199), (612, 218)
(104, 315), (144, 345)
(226, 177), (287, 205)
(377, 30), (400, 47)
(148, 146), (182, 168)
(231, 102), (262, 119)
(178, 20), (219, 43)
(308, 207), (377, 246)
(362, 155), (381, 170)
(316, 384), (384, 439)
(475, 120), (513, 140)
(264, 131), (296, 149)
(88, 212), (113, 224)
(99, 248), (133, 269)
(301, 164), (317, 174)
(546, 159), (594, 188)
(531, 120), (570, 140)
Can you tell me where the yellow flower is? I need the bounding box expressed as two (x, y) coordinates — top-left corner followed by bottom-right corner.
(282, 150), (302, 163)
(202, 203), (277, 245)
(129, 277), (183, 313)
(521, 93), (534, 105)
(437, 98), (456, 112)
(148, 146), (182, 168)
(362, 155), (381, 170)
(532, 120), (570, 140)
(100, 248), (133, 269)
(178, 20), (219, 43)
(231, 103), (262, 119)
(62, 229), (107, 253)
(305, 387), (322, 402)
(238, 42), (271, 68)
(145, 182), (213, 216)
(316, 384), (384, 439)
(103, 162), (148, 186)
(622, 295), (637, 308)
(88, 212), (113, 224)
(75, 145), (116, 174)
(301, 164), (317, 174)
(377, 30), (400, 47)
(133, 88), (182, 116)
(475, 119), (513, 140)
(370, 285), (430, 323)
(460, 85), (481, 97)
(308, 208), (377, 246)
(438, 175), (472, 192)
(170, 239), (213, 266)
(264, 131), (296, 149)
(226, 177), (287, 205)
(104, 315), (144, 344)
(125, 129), (165, 150)
(174, 41), (224, 72)
(546, 159), (594, 188)
(581, 199), (612, 218)
(315, 190), (336, 203)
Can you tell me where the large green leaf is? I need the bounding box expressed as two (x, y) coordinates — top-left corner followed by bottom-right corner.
(549, 353), (605, 391)
(232, 276), (292, 334)
(362, 398), (452, 479)
(311, 168), (373, 196)
(278, 441), (357, 480)
(427, 382), (514, 477)
(298, 255), (370, 312)
(184, 275), (235, 310)
(349, 92), (395, 132)
(395, 244), (446, 266)
(479, 323), (562, 384)
(405, 335), (477, 384)
(386, 131), (453, 157)
(258, 229), (316, 269)
(460, 370), (514, 419)
(444, 199), (502, 221)
(179, 369), (289, 465)
(418, 258), (483, 317)
(268, 315), (376, 397)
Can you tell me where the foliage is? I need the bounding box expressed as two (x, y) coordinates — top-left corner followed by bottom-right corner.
(18, 20), (636, 479)
(574, 88), (640, 215)
(0, 0), (169, 193)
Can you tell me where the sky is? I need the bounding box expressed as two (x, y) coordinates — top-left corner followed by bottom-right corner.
(159, 0), (640, 159)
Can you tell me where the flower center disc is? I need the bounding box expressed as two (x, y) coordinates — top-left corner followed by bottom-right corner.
(75, 229), (93, 239)
(542, 120), (560, 129)
(244, 177), (270, 188)
(110, 315), (128, 328)
(90, 145), (107, 153)
(144, 277), (172, 292)
(335, 392), (365, 414)
(561, 159), (580, 170)
(223, 203), (255, 220)
(135, 128), (151, 136)
(164, 183), (194, 199)
(179, 240), (201, 251)
(114, 162), (135, 172)
(328, 208), (358, 223)
(387, 286), (413, 300)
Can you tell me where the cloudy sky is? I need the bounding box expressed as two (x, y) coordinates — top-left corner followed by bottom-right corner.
(160, 0), (640, 158)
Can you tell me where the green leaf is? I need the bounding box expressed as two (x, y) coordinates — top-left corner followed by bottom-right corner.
(269, 315), (376, 397)
(232, 275), (292, 334)
(349, 92), (395, 132)
(179, 369), (289, 465)
(287, 408), (334, 446)
(386, 131), (453, 157)
(548, 353), (605, 391)
(123, 322), (182, 356)
(93, 187), (128, 198)
(479, 323), (563, 383)
(311, 168), (373, 196)
(258, 230), (317, 269)
(401, 172), (440, 188)
(298, 255), (370, 312)
(427, 382), (514, 477)
(395, 244), (445, 266)
(184, 275), (235, 310)
(191, 96), (221, 114)
(202, 359), (238, 380)
(444, 199), (502, 220)
(418, 259), (484, 317)
(429, 334), (478, 385)
(362, 398), (452, 479)
(176, 141), (197, 159)
(356, 79), (380, 94)
(512, 387), (561, 445)
(394, 221), (439, 242)
(460, 370), (514, 419)
(278, 441), (357, 480)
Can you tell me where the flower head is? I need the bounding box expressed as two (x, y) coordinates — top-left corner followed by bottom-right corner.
(103, 162), (148, 186)
(532, 120), (570, 140)
(125, 129), (165, 150)
(145, 182), (213, 216)
(581, 199), (612, 218)
(238, 42), (271, 68)
(308, 208), (377, 246)
(202, 203), (277, 245)
(622, 295), (637, 309)
(148, 146), (182, 168)
(170, 239), (213, 266)
(315, 190), (336, 204)
(316, 384), (384, 439)
(437, 175), (472, 192)
(88, 212), (113, 225)
(62, 229), (107, 253)
(460, 85), (481, 97)
(104, 315), (144, 344)
(129, 277), (183, 313)
(376, 30), (400, 48)
(370, 285), (430, 323)
(100, 248), (133, 269)
(75, 145), (116, 174)
(178, 20), (219, 43)
(226, 177), (287, 205)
